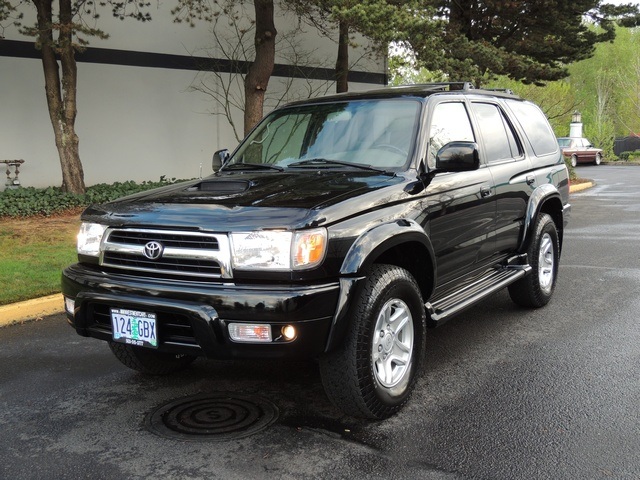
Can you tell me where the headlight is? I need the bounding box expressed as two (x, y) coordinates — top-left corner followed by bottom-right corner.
(231, 228), (327, 271)
(77, 222), (107, 257)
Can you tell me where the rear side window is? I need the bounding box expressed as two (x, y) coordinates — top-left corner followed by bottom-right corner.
(471, 102), (522, 162)
(506, 100), (558, 156)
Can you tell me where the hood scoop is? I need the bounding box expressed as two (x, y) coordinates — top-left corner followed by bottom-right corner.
(188, 179), (251, 194)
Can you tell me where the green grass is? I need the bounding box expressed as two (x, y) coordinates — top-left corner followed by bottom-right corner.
(0, 179), (188, 305)
(0, 215), (79, 305)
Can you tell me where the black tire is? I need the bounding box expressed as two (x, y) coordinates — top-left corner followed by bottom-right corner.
(571, 155), (578, 168)
(595, 153), (602, 165)
(509, 213), (559, 308)
(109, 342), (197, 375)
(319, 264), (426, 420)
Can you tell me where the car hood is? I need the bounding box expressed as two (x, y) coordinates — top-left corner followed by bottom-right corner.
(82, 170), (405, 231)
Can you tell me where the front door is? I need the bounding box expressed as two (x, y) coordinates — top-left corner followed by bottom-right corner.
(425, 101), (496, 288)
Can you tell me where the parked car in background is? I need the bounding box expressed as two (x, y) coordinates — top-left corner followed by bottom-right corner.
(557, 137), (603, 166)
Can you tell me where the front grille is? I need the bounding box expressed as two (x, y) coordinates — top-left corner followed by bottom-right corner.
(103, 252), (222, 276)
(107, 230), (220, 250)
(90, 303), (199, 347)
(100, 228), (232, 280)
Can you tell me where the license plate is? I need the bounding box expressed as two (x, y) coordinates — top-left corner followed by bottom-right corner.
(110, 308), (158, 348)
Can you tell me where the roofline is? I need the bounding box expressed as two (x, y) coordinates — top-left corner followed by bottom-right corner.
(282, 82), (522, 108)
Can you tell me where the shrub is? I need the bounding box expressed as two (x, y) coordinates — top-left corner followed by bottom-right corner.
(0, 177), (184, 218)
(564, 156), (578, 180)
(618, 150), (640, 161)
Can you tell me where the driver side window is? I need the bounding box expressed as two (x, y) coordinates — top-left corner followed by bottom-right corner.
(428, 102), (475, 168)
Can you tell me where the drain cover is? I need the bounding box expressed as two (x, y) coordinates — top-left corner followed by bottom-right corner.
(146, 392), (279, 441)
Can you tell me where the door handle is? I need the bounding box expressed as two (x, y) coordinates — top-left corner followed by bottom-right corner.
(480, 185), (492, 197)
(526, 174), (536, 185)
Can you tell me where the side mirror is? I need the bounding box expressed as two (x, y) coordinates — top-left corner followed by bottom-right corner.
(212, 149), (230, 172)
(435, 142), (480, 172)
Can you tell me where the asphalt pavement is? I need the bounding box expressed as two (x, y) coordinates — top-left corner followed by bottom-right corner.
(1, 165), (638, 479)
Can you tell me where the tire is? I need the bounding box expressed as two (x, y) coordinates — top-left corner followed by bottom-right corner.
(595, 153), (602, 165)
(319, 264), (426, 419)
(570, 155), (577, 168)
(509, 213), (559, 308)
(109, 342), (197, 375)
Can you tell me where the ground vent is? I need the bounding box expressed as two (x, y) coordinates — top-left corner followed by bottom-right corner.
(146, 392), (279, 441)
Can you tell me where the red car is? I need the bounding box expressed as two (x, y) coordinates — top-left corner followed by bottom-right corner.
(557, 137), (603, 167)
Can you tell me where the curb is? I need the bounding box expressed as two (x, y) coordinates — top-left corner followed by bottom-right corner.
(570, 181), (595, 193)
(0, 294), (64, 327)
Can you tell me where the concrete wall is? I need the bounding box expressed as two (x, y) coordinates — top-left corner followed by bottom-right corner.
(0, 3), (385, 188)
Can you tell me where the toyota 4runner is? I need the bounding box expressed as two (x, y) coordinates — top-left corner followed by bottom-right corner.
(62, 83), (571, 419)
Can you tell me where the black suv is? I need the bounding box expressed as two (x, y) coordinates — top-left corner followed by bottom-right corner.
(62, 83), (570, 419)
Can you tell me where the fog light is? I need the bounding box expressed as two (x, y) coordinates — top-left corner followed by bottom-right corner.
(281, 325), (297, 341)
(228, 323), (272, 343)
(64, 297), (75, 315)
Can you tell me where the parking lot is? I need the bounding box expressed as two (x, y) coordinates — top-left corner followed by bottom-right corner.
(1, 165), (639, 480)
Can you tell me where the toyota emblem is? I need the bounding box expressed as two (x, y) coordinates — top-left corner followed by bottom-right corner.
(143, 241), (164, 260)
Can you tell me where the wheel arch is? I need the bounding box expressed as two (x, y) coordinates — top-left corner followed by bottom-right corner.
(340, 219), (436, 302)
(519, 184), (565, 255)
(325, 220), (435, 353)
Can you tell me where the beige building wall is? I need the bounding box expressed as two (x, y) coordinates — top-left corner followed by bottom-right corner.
(0, 3), (385, 188)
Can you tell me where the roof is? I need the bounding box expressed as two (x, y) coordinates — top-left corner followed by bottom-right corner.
(284, 82), (521, 107)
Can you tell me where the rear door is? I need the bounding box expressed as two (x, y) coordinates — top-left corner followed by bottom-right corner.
(469, 100), (531, 257)
(580, 138), (597, 162)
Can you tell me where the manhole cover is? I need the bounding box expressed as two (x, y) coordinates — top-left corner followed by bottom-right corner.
(146, 392), (279, 441)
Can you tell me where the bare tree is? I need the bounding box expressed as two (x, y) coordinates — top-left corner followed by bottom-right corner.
(188, 3), (352, 142)
(3, 0), (155, 193)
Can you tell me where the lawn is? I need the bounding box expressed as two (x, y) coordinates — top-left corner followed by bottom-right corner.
(0, 213), (80, 305)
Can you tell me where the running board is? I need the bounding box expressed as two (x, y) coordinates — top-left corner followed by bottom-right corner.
(425, 265), (531, 326)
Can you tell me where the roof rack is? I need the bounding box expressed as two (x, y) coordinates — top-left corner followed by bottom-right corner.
(482, 88), (515, 95)
(405, 83), (517, 97)
(412, 82), (475, 92)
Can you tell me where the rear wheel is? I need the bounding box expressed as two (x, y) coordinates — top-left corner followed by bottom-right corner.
(109, 342), (197, 375)
(319, 264), (426, 419)
(509, 213), (559, 308)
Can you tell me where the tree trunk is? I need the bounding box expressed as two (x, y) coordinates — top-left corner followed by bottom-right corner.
(335, 20), (349, 93)
(34, 0), (85, 193)
(244, 0), (276, 136)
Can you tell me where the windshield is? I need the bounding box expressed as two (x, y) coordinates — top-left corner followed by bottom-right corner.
(227, 99), (421, 171)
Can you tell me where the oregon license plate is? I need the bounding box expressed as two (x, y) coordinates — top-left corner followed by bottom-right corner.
(110, 308), (158, 348)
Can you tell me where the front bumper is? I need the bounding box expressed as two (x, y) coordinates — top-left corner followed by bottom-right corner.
(62, 264), (340, 359)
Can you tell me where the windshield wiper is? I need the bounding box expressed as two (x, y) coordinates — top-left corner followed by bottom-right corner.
(288, 158), (392, 175)
(223, 162), (284, 172)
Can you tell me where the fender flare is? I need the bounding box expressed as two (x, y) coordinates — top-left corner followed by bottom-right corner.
(325, 220), (435, 352)
(340, 219), (436, 277)
(519, 183), (563, 253)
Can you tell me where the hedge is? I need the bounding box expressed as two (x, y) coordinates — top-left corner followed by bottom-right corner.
(0, 177), (183, 218)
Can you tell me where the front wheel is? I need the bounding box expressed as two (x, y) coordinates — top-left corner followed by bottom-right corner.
(109, 342), (197, 375)
(595, 153), (602, 165)
(319, 264), (426, 419)
(570, 154), (578, 168)
(509, 213), (559, 308)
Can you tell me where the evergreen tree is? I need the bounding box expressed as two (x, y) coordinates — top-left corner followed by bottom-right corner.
(405, 1), (640, 86)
